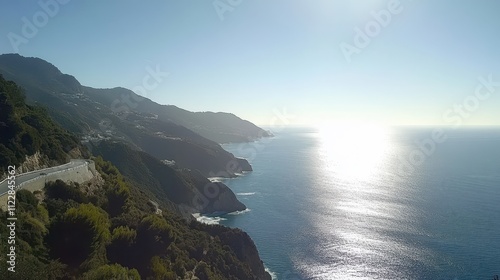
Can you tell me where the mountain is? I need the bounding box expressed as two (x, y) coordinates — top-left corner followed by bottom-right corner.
(0, 53), (271, 138)
(91, 140), (246, 216)
(83, 86), (272, 143)
(0, 75), (86, 176)
(0, 66), (249, 216)
(0, 76), (271, 279)
(0, 54), (259, 178)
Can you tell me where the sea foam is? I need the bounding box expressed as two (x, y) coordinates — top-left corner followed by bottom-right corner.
(192, 213), (227, 225)
(227, 208), (251, 215)
(208, 177), (226, 182)
(237, 192), (256, 196)
(265, 266), (277, 280)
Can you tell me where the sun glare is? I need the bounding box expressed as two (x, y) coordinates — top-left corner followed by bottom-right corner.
(317, 122), (391, 182)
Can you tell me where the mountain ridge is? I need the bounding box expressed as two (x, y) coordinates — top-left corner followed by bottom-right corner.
(0, 53), (264, 178)
(0, 70), (272, 280)
(0, 53), (271, 143)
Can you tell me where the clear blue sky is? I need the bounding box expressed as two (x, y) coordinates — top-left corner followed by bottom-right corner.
(1, 0), (499, 126)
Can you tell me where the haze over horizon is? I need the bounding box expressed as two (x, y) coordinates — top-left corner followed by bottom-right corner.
(1, 0), (500, 126)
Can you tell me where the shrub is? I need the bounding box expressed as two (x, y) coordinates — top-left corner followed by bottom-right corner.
(82, 264), (140, 280)
(46, 203), (110, 267)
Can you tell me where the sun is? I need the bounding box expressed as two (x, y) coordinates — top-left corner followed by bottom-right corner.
(317, 121), (391, 182)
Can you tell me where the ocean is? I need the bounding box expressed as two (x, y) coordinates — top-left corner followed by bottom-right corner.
(209, 126), (500, 280)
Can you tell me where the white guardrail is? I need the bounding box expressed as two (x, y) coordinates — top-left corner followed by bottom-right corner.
(0, 161), (89, 196)
(0, 161), (75, 185)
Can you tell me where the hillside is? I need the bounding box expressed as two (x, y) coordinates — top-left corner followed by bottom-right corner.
(83, 86), (272, 143)
(0, 77), (271, 279)
(91, 140), (246, 215)
(0, 54), (256, 177)
(0, 75), (85, 176)
(0, 53), (271, 144)
(0, 159), (271, 279)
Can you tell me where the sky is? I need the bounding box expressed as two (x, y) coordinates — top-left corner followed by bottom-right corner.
(1, 0), (500, 126)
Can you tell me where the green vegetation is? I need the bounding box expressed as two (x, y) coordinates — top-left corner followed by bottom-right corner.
(0, 54), (257, 177)
(0, 74), (82, 172)
(0, 158), (270, 279)
(0, 70), (270, 279)
(91, 140), (246, 215)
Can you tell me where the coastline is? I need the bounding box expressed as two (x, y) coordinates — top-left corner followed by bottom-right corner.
(203, 138), (277, 278)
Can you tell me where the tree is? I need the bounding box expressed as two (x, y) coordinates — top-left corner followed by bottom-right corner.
(46, 203), (110, 267)
(45, 180), (87, 203)
(82, 264), (140, 280)
(107, 226), (137, 267)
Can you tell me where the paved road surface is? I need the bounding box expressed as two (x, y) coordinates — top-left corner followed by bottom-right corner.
(0, 159), (89, 196)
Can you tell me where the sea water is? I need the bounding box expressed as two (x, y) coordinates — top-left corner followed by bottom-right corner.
(214, 127), (500, 280)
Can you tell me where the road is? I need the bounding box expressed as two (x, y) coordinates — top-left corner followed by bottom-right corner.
(0, 159), (90, 196)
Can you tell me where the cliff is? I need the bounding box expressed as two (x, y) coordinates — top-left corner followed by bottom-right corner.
(0, 76), (271, 279)
(180, 169), (246, 214)
(0, 75), (85, 175)
(0, 159), (272, 279)
(91, 140), (247, 216)
(193, 223), (273, 280)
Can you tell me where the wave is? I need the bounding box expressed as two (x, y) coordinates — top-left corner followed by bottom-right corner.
(208, 177), (226, 183)
(265, 266), (277, 280)
(237, 192), (256, 196)
(192, 214), (227, 225)
(227, 208), (251, 215)
(466, 173), (500, 180)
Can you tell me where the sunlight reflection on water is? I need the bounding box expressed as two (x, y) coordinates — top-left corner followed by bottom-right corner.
(221, 127), (500, 279)
(297, 125), (432, 279)
(317, 123), (392, 183)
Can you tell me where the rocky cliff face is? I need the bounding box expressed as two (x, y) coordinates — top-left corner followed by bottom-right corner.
(229, 230), (272, 280)
(1, 152), (51, 181)
(194, 224), (273, 280)
(210, 184), (247, 213)
(1, 147), (87, 181)
(236, 157), (253, 173)
(182, 170), (246, 214)
(15, 151), (50, 174)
